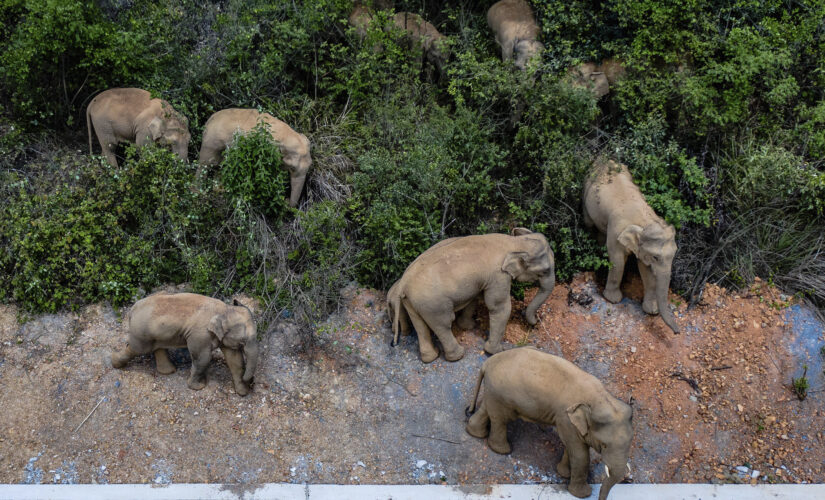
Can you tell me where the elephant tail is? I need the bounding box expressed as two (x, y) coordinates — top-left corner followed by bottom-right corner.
(391, 289), (403, 347)
(86, 104), (94, 156)
(465, 362), (485, 418)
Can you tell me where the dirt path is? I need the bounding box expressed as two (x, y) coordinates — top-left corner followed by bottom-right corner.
(0, 274), (822, 486)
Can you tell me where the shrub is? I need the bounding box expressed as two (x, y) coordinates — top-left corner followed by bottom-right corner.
(219, 123), (292, 222)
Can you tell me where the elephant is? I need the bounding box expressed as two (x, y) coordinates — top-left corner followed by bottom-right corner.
(86, 88), (191, 167)
(111, 292), (259, 396)
(392, 12), (450, 78)
(198, 108), (312, 207)
(348, 3), (374, 40)
(388, 228), (555, 362)
(466, 347), (633, 500)
(487, 0), (545, 70)
(583, 159), (681, 333)
(567, 59), (626, 99)
(567, 62), (610, 99)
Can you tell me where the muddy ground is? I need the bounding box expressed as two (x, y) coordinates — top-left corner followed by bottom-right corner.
(0, 273), (823, 487)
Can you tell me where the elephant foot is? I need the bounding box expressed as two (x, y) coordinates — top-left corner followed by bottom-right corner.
(420, 347), (439, 363)
(603, 287), (623, 304)
(187, 375), (207, 391)
(556, 460), (571, 479)
(567, 481), (592, 499)
(110, 350), (131, 369)
(487, 436), (511, 455)
(466, 416), (489, 439)
(444, 344), (465, 362)
(642, 299), (659, 315)
(483, 340), (503, 356)
(233, 381), (250, 397)
(155, 352), (176, 375)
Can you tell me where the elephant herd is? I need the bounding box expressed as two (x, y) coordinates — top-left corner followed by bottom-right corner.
(99, 2), (684, 499)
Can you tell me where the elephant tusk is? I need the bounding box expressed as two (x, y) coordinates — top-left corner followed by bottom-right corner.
(605, 465), (610, 478)
(626, 463), (631, 475)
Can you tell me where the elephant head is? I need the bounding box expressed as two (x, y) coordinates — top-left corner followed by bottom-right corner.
(208, 300), (259, 382)
(618, 223), (680, 333)
(513, 39), (544, 70)
(568, 62), (610, 99)
(567, 399), (633, 500)
(282, 133), (312, 207)
(145, 107), (191, 161)
(502, 228), (556, 325)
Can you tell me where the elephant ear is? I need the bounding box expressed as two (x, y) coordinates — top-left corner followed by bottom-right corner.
(502, 251), (528, 278)
(617, 225), (644, 254)
(148, 117), (163, 141)
(207, 313), (228, 341)
(566, 403), (592, 437)
(511, 227), (533, 236)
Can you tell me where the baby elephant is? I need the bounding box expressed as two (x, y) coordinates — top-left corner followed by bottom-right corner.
(111, 293), (259, 396)
(466, 348), (633, 500)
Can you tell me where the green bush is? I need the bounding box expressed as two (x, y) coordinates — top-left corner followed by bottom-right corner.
(0, 0), (147, 127)
(349, 93), (505, 287)
(219, 123), (292, 222)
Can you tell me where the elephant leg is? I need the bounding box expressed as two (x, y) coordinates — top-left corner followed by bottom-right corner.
(483, 287), (512, 355)
(403, 302), (439, 363)
(486, 403), (512, 454)
(557, 448), (571, 478)
(566, 440), (593, 498)
(603, 245), (626, 304)
(427, 308), (465, 361)
(221, 346), (250, 396)
(111, 344), (140, 368)
(154, 349), (176, 375)
(466, 399), (490, 438)
(187, 347), (211, 391)
(99, 139), (119, 167)
(638, 262), (659, 314)
(456, 300), (477, 330)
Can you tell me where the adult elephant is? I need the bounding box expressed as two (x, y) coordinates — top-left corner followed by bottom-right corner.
(388, 228), (555, 362)
(392, 12), (450, 79)
(86, 88), (191, 167)
(111, 292), (259, 396)
(198, 108), (312, 207)
(583, 159), (680, 333)
(487, 0), (545, 70)
(466, 347), (633, 500)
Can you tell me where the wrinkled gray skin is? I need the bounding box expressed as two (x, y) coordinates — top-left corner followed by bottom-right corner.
(487, 0), (545, 70)
(583, 159), (680, 333)
(111, 293), (258, 396)
(466, 347), (633, 500)
(567, 62), (610, 99)
(87, 88), (190, 167)
(393, 12), (450, 79)
(388, 228), (555, 362)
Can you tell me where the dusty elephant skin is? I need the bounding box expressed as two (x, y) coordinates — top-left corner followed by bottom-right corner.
(566, 59), (626, 99)
(198, 108), (312, 207)
(111, 292), (258, 396)
(583, 159), (680, 333)
(388, 228), (555, 362)
(487, 0), (545, 70)
(86, 88), (191, 167)
(466, 347), (633, 500)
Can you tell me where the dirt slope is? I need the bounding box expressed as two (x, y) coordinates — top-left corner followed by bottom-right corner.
(0, 273), (822, 486)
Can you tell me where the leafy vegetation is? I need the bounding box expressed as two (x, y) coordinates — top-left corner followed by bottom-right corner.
(1, 0), (824, 333)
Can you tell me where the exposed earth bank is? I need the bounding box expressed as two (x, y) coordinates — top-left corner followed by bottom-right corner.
(0, 273), (823, 487)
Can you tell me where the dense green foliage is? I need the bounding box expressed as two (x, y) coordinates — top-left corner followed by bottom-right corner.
(2, 0), (824, 325)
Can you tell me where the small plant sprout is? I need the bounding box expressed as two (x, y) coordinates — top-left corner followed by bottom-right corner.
(791, 365), (809, 401)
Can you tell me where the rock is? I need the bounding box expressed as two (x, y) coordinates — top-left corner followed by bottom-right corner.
(416, 460), (427, 469)
(735, 466), (749, 474)
(356, 461), (365, 468)
(751, 470), (760, 478)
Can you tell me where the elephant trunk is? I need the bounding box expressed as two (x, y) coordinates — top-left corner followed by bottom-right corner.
(175, 143), (188, 162)
(599, 454), (629, 500)
(656, 275), (680, 334)
(289, 174), (307, 208)
(242, 338), (259, 383)
(525, 273), (554, 325)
